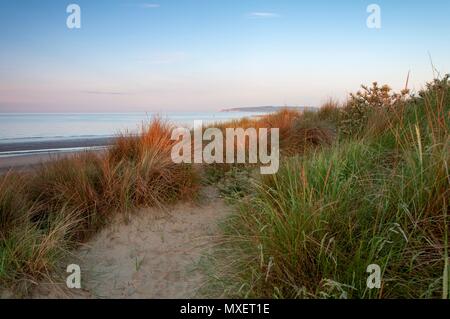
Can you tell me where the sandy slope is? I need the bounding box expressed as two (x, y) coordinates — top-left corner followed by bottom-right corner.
(33, 187), (229, 299)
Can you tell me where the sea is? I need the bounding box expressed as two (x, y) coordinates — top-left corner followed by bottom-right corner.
(0, 112), (269, 157)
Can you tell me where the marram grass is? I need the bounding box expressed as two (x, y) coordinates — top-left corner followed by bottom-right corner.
(210, 77), (449, 299)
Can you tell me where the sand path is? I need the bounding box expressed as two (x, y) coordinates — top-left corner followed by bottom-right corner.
(33, 186), (229, 299)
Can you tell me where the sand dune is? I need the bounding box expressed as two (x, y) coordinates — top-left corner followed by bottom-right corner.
(32, 187), (229, 299)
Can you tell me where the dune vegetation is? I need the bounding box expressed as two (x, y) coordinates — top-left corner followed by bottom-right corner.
(208, 76), (450, 299)
(0, 120), (198, 295)
(0, 76), (449, 298)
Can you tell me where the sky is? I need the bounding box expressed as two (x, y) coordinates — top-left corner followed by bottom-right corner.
(0, 0), (449, 113)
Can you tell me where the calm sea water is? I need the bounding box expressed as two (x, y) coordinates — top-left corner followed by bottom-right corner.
(0, 112), (267, 144)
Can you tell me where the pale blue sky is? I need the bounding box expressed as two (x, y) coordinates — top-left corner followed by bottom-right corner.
(0, 0), (449, 112)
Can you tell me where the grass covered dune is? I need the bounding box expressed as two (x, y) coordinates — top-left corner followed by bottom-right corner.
(0, 121), (198, 295)
(1, 76), (449, 298)
(212, 76), (450, 298)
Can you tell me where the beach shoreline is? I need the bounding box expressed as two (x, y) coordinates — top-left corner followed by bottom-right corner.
(0, 136), (115, 153)
(0, 137), (113, 173)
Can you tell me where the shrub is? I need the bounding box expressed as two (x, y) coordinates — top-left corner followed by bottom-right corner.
(339, 82), (410, 137)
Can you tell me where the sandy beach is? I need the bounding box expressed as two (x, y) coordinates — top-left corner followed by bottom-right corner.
(0, 137), (114, 173)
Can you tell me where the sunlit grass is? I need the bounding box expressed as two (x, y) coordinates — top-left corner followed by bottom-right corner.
(0, 119), (199, 294)
(211, 76), (450, 299)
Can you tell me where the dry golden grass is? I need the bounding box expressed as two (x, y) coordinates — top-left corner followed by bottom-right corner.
(0, 118), (199, 293)
(210, 108), (336, 157)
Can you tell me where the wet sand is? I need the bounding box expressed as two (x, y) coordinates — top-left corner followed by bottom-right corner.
(0, 137), (114, 173)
